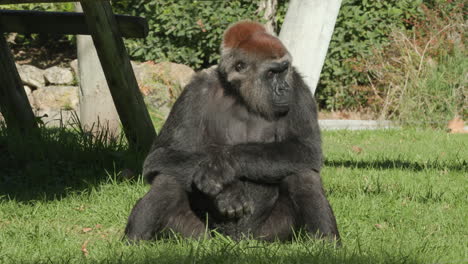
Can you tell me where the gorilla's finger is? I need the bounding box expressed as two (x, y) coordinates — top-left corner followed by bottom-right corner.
(192, 170), (204, 187)
(242, 201), (251, 215)
(227, 207), (235, 218)
(220, 206), (228, 217)
(206, 180), (222, 196)
(234, 203), (244, 218)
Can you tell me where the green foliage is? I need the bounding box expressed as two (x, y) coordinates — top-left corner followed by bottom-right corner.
(4, 0), (463, 121)
(351, 0), (466, 127)
(316, 0), (423, 111)
(274, 0), (289, 34)
(0, 3), (74, 12)
(113, 0), (263, 68)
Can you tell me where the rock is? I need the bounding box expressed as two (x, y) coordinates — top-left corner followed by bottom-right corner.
(24, 86), (35, 107)
(35, 109), (79, 127)
(24, 85), (32, 96)
(32, 86), (79, 112)
(17, 64), (45, 89)
(44, 66), (74, 85)
(132, 61), (195, 92)
(32, 86), (79, 127)
(70, 59), (79, 82)
(154, 61), (195, 89)
(132, 61), (195, 121)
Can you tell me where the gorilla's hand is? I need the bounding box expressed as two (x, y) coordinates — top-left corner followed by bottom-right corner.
(215, 181), (253, 219)
(192, 150), (237, 197)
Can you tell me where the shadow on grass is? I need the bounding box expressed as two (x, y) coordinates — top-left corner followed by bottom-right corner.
(0, 122), (146, 202)
(325, 158), (466, 172)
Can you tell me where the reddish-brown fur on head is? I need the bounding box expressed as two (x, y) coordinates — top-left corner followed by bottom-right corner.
(223, 21), (287, 59)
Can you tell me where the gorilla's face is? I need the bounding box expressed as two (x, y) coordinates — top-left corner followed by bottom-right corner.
(220, 50), (293, 120)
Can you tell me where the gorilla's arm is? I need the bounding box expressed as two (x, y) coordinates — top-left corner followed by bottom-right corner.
(143, 148), (205, 190)
(196, 77), (322, 191)
(237, 73), (322, 183)
(142, 74), (211, 191)
(230, 137), (321, 184)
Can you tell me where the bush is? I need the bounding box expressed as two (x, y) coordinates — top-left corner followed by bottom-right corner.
(352, 1), (466, 127)
(4, 0), (463, 123)
(113, 0), (264, 69)
(113, 0), (428, 111)
(315, 0), (423, 111)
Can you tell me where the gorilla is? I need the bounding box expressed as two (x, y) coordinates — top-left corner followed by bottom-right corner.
(125, 21), (340, 242)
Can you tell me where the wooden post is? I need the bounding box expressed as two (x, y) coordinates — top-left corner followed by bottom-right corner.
(75, 3), (121, 138)
(0, 33), (37, 132)
(279, 0), (342, 94)
(79, 0), (155, 152)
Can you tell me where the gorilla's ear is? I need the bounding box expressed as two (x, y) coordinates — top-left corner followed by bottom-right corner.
(221, 21), (287, 59)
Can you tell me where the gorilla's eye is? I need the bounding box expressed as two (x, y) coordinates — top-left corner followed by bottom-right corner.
(235, 62), (246, 72)
(267, 70), (274, 78)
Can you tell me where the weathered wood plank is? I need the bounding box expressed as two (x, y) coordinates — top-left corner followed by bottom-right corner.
(79, 0), (156, 152)
(0, 0), (105, 4)
(0, 33), (37, 132)
(0, 10), (148, 38)
(75, 3), (121, 139)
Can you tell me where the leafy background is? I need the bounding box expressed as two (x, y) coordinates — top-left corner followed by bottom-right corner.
(2, 0), (466, 126)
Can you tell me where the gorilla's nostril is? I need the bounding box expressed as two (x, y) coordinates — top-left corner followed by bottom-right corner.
(270, 61), (290, 74)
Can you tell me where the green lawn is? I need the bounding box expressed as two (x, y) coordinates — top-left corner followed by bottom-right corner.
(0, 128), (466, 263)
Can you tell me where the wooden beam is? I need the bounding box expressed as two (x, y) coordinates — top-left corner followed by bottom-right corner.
(0, 10), (148, 38)
(79, 0), (156, 152)
(0, 33), (37, 132)
(0, 0), (106, 4)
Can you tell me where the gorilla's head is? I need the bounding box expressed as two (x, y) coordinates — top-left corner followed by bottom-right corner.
(218, 21), (293, 120)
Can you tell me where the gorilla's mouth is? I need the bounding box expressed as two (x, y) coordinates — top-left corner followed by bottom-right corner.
(273, 103), (290, 117)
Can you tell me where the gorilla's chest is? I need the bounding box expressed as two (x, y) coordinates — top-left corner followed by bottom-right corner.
(205, 105), (287, 145)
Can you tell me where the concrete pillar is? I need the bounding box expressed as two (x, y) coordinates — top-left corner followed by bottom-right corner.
(279, 0), (342, 94)
(75, 3), (121, 136)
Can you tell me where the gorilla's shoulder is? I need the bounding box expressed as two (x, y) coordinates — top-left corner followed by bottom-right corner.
(183, 65), (221, 96)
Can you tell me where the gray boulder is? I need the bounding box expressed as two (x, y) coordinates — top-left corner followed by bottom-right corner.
(24, 85), (35, 107)
(44, 66), (74, 85)
(69, 59), (79, 82)
(32, 86), (79, 111)
(32, 86), (79, 127)
(132, 61), (195, 121)
(17, 64), (45, 89)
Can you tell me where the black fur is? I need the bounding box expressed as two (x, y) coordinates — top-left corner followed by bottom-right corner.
(125, 47), (340, 241)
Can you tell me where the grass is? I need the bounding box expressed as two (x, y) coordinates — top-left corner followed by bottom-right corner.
(0, 125), (466, 264)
